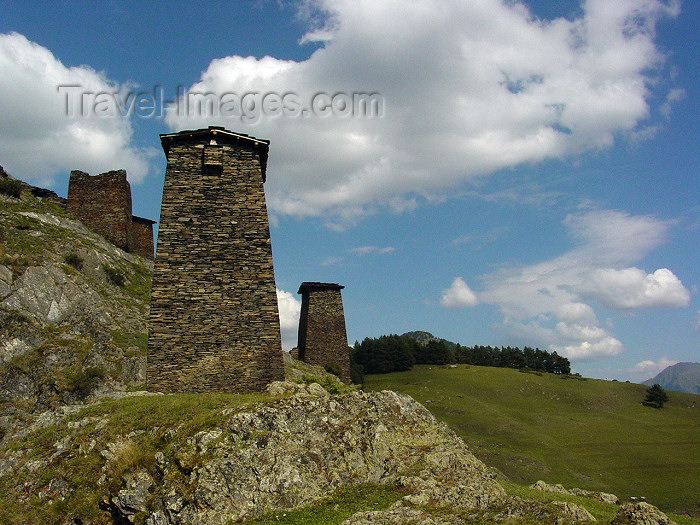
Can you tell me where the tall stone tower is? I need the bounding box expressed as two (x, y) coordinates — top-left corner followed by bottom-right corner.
(147, 126), (284, 393)
(297, 282), (351, 382)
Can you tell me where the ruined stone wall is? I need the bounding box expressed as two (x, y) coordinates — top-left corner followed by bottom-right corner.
(130, 217), (155, 260)
(148, 131), (284, 393)
(297, 282), (351, 382)
(66, 170), (133, 251)
(65, 169), (154, 259)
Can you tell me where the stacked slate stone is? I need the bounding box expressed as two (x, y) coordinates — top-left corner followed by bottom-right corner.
(67, 170), (134, 252)
(148, 127), (284, 393)
(297, 282), (351, 383)
(66, 169), (155, 259)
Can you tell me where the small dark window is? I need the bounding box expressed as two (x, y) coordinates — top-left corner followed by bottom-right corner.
(202, 145), (223, 172)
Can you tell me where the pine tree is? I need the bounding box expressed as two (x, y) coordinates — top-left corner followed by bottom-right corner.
(642, 383), (669, 409)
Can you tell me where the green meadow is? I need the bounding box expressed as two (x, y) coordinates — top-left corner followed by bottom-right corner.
(364, 365), (700, 514)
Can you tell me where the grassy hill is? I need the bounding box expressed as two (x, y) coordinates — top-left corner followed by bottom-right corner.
(364, 364), (700, 514)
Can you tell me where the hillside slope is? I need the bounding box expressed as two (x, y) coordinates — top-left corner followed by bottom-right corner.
(1, 188), (152, 433)
(365, 365), (700, 513)
(0, 378), (519, 525)
(644, 362), (700, 395)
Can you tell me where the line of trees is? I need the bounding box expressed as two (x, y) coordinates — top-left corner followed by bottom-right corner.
(454, 344), (570, 374)
(351, 335), (571, 377)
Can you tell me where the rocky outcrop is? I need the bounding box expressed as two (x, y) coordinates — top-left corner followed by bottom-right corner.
(0, 381), (510, 524)
(342, 502), (460, 525)
(1, 378), (622, 525)
(610, 502), (675, 525)
(343, 497), (597, 524)
(493, 497), (596, 523)
(531, 480), (620, 505)
(110, 384), (504, 523)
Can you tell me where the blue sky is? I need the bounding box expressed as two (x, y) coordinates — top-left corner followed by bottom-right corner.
(1, 0), (697, 382)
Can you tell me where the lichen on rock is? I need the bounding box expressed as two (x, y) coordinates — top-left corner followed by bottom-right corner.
(158, 389), (505, 523)
(610, 502), (675, 525)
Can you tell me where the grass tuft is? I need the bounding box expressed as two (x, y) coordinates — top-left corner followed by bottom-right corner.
(0, 178), (23, 198)
(241, 483), (406, 525)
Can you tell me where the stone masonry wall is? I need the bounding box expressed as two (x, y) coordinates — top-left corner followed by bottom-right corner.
(148, 130), (284, 393)
(297, 282), (351, 382)
(66, 169), (133, 252)
(65, 169), (154, 260)
(130, 217), (155, 259)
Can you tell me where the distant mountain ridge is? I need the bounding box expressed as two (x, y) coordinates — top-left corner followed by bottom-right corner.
(400, 330), (458, 351)
(643, 362), (700, 395)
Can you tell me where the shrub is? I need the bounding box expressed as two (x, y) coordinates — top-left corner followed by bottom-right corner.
(299, 374), (344, 395)
(103, 265), (126, 286)
(66, 366), (106, 399)
(64, 252), (84, 270)
(0, 178), (22, 198)
(324, 362), (343, 378)
(560, 373), (587, 381)
(350, 360), (365, 385)
(519, 368), (543, 376)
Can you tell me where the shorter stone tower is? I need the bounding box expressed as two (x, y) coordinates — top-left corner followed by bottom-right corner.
(297, 282), (351, 382)
(67, 169), (133, 251)
(66, 169), (155, 259)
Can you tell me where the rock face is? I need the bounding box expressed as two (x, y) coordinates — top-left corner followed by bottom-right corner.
(531, 480), (620, 505)
(0, 195), (151, 430)
(0, 382), (511, 524)
(132, 386), (503, 523)
(610, 502), (675, 525)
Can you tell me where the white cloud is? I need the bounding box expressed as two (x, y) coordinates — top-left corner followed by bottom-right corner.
(660, 87), (685, 118)
(581, 267), (690, 308)
(556, 302), (598, 325)
(473, 209), (689, 361)
(276, 288), (301, 351)
(321, 256), (343, 266)
(563, 210), (673, 266)
(551, 337), (624, 361)
(631, 356), (679, 379)
(0, 32), (153, 185)
(350, 245), (395, 255)
(299, 29), (335, 44)
(164, 0), (679, 219)
(440, 277), (478, 308)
